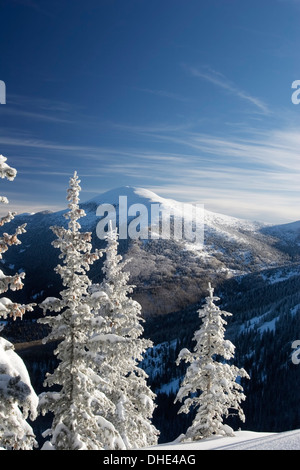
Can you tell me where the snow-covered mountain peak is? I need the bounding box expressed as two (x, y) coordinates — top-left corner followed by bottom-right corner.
(84, 186), (264, 232)
(85, 186), (166, 207)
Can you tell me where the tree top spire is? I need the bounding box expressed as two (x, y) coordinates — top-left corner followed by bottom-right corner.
(208, 282), (214, 298)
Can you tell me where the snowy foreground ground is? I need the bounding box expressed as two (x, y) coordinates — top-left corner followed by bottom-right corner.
(147, 429), (300, 450)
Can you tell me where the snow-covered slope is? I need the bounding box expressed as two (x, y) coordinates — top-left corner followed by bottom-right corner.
(264, 219), (300, 238)
(83, 185), (281, 248)
(84, 185), (289, 269)
(262, 219), (300, 256)
(147, 429), (300, 450)
(77, 186), (292, 316)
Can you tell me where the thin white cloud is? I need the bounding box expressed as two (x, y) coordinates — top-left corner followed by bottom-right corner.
(183, 65), (270, 115)
(4, 94), (90, 125)
(2, 107), (76, 124)
(119, 122), (300, 173)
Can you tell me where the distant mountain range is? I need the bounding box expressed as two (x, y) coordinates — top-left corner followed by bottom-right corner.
(1, 186), (299, 317)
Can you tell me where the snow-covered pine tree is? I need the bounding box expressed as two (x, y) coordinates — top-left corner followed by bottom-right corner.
(0, 155), (37, 450)
(175, 282), (249, 441)
(38, 172), (125, 450)
(89, 222), (159, 449)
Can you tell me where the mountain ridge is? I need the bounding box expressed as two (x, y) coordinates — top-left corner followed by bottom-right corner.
(1, 185), (299, 317)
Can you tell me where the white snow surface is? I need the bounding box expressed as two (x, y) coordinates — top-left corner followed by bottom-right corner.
(146, 429), (300, 450)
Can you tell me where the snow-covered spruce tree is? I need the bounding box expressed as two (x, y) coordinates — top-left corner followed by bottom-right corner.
(38, 172), (125, 450)
(89, 222), (159, 449)
(175, 282), (249, 441)
(0, 155), (37, 450)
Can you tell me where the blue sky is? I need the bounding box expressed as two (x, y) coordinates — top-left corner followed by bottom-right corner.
(1, 0), (300, 223)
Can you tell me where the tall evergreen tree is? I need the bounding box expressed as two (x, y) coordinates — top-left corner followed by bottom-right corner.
(175, 282), (249, 441)
(89, 222), (159, 448)
(0, 155), (37, 450)
(38, 172), (125, 450)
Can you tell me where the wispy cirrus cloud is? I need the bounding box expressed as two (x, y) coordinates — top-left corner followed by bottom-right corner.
(1, 107), (77, 124)
(3, 118), (299, 176)
(4, 94), (88, 125)
(183, 65), (270, 115)
(115, 118), (300, 172)
(96, 120), (300, 222)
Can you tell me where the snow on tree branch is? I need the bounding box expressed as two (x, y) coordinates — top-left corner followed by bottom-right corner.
(0, 155), (17, 181)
